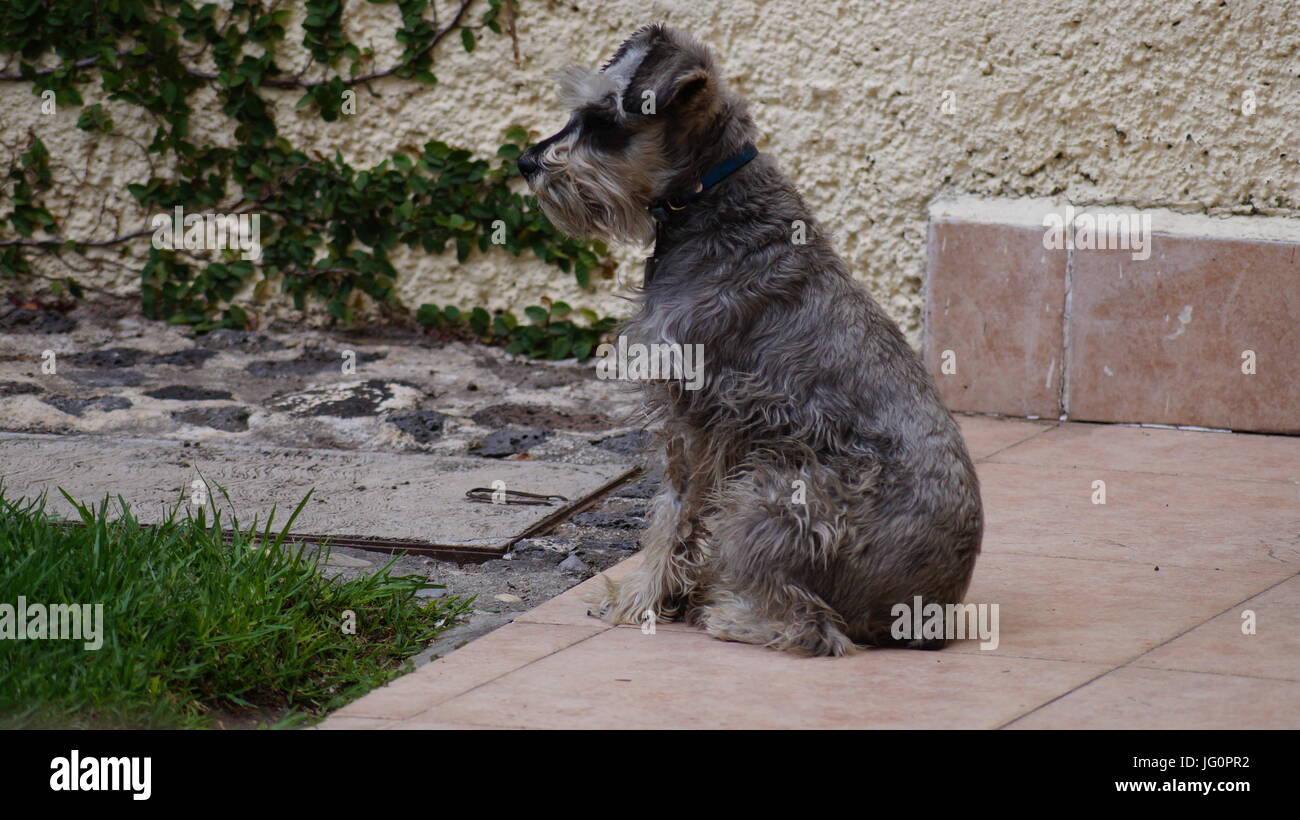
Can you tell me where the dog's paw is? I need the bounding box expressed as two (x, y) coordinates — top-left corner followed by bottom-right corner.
(584, 576), (637, 624)
(583, 577), (616, 620)
(788, 623), (860, 657)
(585, 574), (670, 626)
(699, 599), (860, 657)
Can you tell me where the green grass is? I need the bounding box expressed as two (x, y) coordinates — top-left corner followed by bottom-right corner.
(0, 485), (471, 729)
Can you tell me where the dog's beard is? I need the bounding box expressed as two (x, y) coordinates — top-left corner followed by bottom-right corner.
(527, 142), (657, 247)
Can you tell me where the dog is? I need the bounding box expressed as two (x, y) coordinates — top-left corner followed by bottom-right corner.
(518, 24), (983, 656)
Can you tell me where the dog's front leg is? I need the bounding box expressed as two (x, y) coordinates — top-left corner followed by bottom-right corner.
(589, 432), (712, 625)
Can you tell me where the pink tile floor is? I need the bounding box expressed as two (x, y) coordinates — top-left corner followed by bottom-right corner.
(321, 417), (1300, 729)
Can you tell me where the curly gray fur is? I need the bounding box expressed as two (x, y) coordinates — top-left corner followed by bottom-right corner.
(519, 24), (983, 656)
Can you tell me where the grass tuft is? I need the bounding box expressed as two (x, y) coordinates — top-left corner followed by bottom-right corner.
(0, 484), (470, 729)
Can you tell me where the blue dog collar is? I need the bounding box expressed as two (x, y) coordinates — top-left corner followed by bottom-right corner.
(650, 142), (758, 224)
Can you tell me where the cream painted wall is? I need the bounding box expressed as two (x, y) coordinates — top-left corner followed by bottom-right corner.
(3, 0), (1297, 342)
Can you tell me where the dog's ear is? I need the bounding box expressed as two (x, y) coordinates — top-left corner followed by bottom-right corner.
(655, 67), (712, 112)
(613, 25), (720, 118)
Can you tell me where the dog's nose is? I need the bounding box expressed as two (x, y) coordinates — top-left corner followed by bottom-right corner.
(517, 151), (539, 178)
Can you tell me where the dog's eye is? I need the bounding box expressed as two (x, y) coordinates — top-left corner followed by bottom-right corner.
(582, 110), (618, 131)
(582, 110), (630, 152)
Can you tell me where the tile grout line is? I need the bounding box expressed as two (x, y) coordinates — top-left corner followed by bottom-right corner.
(1059, 242), (1073, 419)
(922, 220), (936, 370)
(1104, 569), (1299, 672)
(981, 455), (1300, 486)
(994, 569), (1299, 729)
(1124, 663), (1300, 685)
(973, 422), (1060, 463)
(992, 665), (1133, 730)
(947, 643), (1300, 684)
(985, 547), (1296, 573)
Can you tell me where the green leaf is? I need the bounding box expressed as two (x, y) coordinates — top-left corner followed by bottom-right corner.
(469, 307), (490, 335)
(416, 304), (441, 327)
(547, 336), (571, 360)
(460, 28), (475, 52)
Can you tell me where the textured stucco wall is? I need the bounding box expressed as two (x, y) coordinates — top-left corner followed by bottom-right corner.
(3, 0), (1297, 341)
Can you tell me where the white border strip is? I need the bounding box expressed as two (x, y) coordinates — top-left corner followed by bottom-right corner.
(929, 194), (1300, 244)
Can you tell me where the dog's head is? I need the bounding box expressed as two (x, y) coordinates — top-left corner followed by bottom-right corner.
(518, 24), (744, 245)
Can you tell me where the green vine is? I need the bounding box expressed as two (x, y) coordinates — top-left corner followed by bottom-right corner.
(0, 0), (616, 360)
(418, 299), (619, 360)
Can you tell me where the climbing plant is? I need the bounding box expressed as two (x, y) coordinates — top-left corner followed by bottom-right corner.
(0, 0), (616, 360)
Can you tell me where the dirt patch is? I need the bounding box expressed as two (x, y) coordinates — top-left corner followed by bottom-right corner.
(388, 410), (448, 443)
(172, 406), (251, 432)
(64, 370), (146, 387)
(268, 380), (420, 418)
(43, 396), (133, 416)
(197, 328), (287, 353)
(471, 402), (612, 432)
(67, 347), (148, 368)
(470, 428), (552, 458)
(594, 430), (656, 456)
(0, 381), (42, 396)
(246, 346), (385, 378)
(473, 355), (594, 390)
(148, 348), (218, 367)
(0, 308), (77, 334)
(145, 385), (235, 401)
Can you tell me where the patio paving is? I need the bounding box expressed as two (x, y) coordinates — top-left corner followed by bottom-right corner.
(321, 416), (1300, 730)
(0, 431), (631, 549)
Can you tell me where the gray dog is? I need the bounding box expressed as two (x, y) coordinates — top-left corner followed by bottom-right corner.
(518, 24), (983, 656)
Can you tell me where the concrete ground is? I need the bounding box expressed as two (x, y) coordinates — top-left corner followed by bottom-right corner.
(322, 416), (1300, 730)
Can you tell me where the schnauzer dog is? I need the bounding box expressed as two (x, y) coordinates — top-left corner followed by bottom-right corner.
(518, 24), (983, 656)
